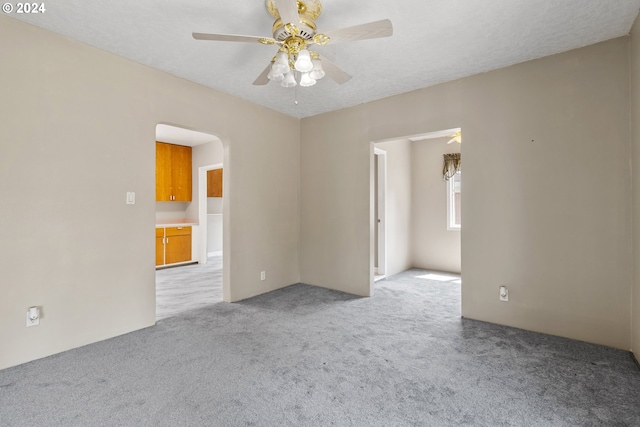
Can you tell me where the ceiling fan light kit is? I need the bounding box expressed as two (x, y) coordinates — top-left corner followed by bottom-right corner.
(282, 72), (297, 88)
(294, 49), (313, 72)
(192, 0), (393, 90)
(310, 58), (325, 80)
(267, 24), (323, 87)
(299, 72), (316, 87)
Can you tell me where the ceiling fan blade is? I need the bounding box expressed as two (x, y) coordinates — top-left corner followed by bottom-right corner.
(253, 63), (272, 86)
(447, 131), (462, 144)
(324, 19), (393, 43)
(192, 32), (274, 44)
(273, 0), (300, 25)
(320, 57), (352, 85)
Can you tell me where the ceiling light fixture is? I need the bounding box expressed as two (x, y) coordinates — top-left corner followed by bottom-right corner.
(192, 0), (393, 89)
(267, 24), (326, 87)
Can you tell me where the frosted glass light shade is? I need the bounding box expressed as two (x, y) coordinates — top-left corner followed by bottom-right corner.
(281, 72), (297, 88)
(299, 72), (316, 87)
(294, 49), (313, 72)
(268, 67), (284, 81)
(310, 58), (325, 80)
(273, 51), (290, 74)
(272, 64), (288, 75)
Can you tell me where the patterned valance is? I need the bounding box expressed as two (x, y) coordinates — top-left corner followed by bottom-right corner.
(443, 153), (461, 181)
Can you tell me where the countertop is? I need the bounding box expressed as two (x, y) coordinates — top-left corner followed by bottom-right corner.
(156, 218), (198, 228)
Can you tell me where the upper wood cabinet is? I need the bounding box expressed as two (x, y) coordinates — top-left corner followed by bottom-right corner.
(207, 168), (223, 198)
(156, 142), (192, 202)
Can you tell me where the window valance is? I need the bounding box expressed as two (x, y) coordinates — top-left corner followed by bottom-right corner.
(443, 153), (461, 181)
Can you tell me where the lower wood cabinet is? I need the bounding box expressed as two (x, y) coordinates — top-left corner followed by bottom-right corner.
(155, 228), (165, 266)
(156, 226), (192, 267)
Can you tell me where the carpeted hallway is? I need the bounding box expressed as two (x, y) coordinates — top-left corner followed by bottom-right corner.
(1, 269), (639, 426)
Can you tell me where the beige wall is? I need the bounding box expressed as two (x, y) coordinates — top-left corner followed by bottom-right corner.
(0, 16), (300, 370)
(300, 108), (372, 295)
(411, 138), (461, 273)
(300, 37), (632, 349)
(374, 140), (413, 276)
(632, 16), (640, 357)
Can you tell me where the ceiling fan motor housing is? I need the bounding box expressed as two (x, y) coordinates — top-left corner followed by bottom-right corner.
(272, 17), (316, 41)
(267, 0), (322, 41)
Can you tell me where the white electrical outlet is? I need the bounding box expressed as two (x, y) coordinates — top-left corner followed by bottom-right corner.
(499, 286), (509, 302)
(26, 306), (40, 327)
(260, 271), (266, 281)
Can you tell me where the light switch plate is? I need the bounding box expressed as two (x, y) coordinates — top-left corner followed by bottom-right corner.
(26, 307), (40, 327)
(126, 192), (135, 205)
(499, 286), (509, 302)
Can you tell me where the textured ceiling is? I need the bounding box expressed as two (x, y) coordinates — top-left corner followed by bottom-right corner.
(9, 0), (640, 118)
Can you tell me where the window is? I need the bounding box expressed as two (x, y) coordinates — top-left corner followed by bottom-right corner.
(447, 171), (461, 230)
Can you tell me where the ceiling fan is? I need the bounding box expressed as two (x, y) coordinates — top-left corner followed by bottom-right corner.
(447, 131), (462, 144)
(192, 0), (393, 88)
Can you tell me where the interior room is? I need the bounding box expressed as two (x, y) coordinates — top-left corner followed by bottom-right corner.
(2, 0), (640, 424)
(373, 130), (462, 280)
(154, 124), (224, 320)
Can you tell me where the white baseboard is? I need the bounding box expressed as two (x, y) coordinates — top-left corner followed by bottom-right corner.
(207, 251), (222, 257)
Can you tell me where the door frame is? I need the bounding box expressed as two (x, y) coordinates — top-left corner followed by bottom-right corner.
(374, 147), (387, 279)
(198, 163), (223, 264)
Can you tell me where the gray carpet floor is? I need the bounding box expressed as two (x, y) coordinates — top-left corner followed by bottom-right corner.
(1, 269), (639, 426)
(156, 255), (223, 321)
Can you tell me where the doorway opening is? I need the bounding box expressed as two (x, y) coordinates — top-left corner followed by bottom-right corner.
(155, 124), (225, 321)
(370, 128), (462, 290)
(199, 164), (223, 260)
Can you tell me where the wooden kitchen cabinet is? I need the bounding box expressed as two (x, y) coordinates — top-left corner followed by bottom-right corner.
(156, 142), (192, 202)
(156, 226), (192, 267)
(155, 227), (165, 266)
(165, 227), (192, 264)
(207, 168), (223, 197)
